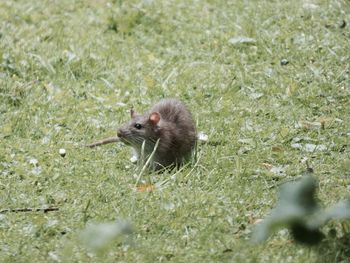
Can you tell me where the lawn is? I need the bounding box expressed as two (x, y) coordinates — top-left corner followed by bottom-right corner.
(0, 0), (349, 262)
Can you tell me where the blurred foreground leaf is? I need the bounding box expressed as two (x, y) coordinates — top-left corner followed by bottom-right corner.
(323, 200), (350, 222)
(252, 176), (350, 246)
(80, 220), (133, 252)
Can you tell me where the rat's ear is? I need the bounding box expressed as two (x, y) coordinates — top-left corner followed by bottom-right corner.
(149, 112), (160, 126)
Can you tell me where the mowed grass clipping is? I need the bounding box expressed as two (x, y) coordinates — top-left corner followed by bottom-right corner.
(0, 0), (349, 262)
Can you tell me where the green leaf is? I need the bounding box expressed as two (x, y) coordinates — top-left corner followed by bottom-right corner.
(322, 199), (350, 222)
(252, 176), (320, 243)
(80, 220), (133, 252)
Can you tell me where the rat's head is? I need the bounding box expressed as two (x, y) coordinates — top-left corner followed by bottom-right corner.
(117, 109), (161, 151)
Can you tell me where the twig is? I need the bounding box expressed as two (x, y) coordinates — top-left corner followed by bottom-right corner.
(86, 136), (120, 148)
(0, 207), (59, 214)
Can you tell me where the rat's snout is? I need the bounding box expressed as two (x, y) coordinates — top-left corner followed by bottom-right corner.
(117, 129), (123, 138)
(117, 128), (127, 138)
(117, 128), (132, 146)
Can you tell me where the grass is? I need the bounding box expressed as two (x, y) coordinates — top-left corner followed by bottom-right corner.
(0, 0), (349, 261)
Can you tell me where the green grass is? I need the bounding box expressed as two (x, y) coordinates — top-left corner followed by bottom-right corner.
(1, 0), (350, 261)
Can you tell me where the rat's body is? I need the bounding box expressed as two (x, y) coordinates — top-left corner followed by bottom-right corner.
(117, 98), (196, 170)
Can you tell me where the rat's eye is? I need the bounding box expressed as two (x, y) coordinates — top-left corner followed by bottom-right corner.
(134, 123), (142, 129)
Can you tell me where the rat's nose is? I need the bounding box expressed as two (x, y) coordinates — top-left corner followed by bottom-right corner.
(117, 129), (123, 138)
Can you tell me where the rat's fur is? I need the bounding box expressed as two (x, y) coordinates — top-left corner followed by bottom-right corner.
(117, 98), (196, 170)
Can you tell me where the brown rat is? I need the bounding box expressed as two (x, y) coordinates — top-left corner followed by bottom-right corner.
(117, 98), (196, 170)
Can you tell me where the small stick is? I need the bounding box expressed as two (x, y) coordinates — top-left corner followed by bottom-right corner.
(86, 136), (120, 148)
(0, 207), (59, 214)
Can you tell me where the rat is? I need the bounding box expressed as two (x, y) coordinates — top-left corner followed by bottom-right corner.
(88, 98), (196, 170)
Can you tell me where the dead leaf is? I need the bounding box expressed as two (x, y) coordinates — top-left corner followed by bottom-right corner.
(261, 163), (273, 170)
(317, 117), (341, 129)
(297, 120), (322, 130)
(291, 140), (327, 152)
(136, 184), (155, 193)
(260, 163), (287, 177)
(272, 146), (284, 152)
